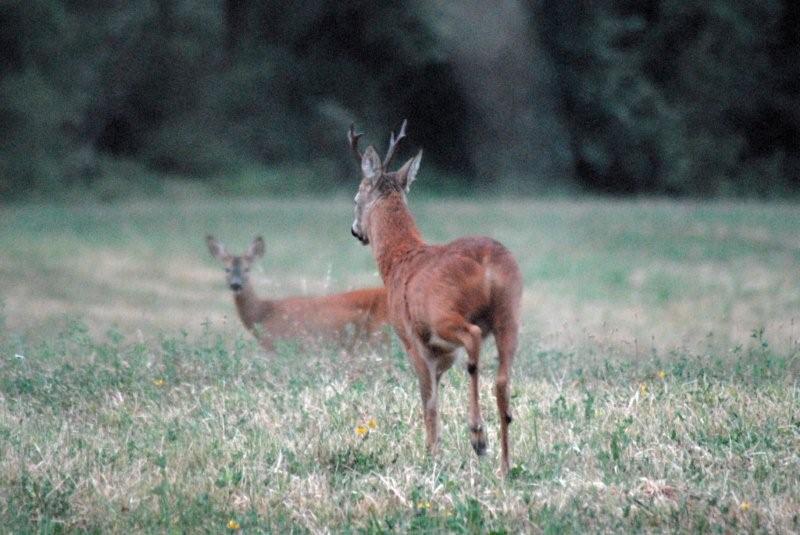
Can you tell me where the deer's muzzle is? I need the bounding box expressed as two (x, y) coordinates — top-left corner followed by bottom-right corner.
(351, 224), (369, 245)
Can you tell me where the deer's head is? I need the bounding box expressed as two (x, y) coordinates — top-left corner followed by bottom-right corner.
(206, 236), (265, 293)
(349, 120), (422, 245)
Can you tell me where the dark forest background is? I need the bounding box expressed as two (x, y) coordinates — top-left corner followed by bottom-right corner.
(1, 0), (798, 199)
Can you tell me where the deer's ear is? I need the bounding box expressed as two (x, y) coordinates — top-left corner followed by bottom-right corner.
(361, 146), (382, 183)
(207, 236), (228, 260)
(396, 150), (422, 192)
(247, 236), (265, 259)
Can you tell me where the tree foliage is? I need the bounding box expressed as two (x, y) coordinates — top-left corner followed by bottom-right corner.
(1, 0), (797, 198)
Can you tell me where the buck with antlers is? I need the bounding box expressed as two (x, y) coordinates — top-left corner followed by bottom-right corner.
(207, 235), (388, 351)
(348, 121), (523, 475)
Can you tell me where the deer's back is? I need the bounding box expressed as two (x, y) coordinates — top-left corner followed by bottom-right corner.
(388, 236), (521, 334)
(263, 287), (387, 335)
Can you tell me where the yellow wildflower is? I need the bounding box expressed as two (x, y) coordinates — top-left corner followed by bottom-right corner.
(355, 425), (368, 437)
(227, 519), (240, 530)
(740, 501), (751, 512)
(153, 378), (166, 387)
(416, 500), (431, 511)
(367, 417), (378, 430)
(639, 383), (648, 395)
(657, 370), (667, 380)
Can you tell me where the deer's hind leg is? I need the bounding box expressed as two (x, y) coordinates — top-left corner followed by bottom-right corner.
(493, 319), (518, 476)
(434, 320), (486, 457)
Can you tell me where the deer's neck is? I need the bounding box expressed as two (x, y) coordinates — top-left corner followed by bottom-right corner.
(369, 193), (425, 282)
(233, 283), (272, 330)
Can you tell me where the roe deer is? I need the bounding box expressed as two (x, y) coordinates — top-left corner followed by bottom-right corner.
(207, 235), (388, 351)
(348, 121), (522, 475)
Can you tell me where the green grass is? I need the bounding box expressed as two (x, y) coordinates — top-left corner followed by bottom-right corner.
(1, 196), (799, 532)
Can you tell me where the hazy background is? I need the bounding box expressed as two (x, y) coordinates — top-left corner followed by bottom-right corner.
(2, 0), (798, 200)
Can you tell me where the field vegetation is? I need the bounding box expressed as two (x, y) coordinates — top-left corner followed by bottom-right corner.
(1, 196), (798, 532)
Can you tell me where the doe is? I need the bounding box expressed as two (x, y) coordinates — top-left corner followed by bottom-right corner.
(207, 235), (388, 351)
(348, 121), (522, 475)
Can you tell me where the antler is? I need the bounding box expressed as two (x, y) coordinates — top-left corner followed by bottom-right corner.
(348, 123), (364, 163)
(383, 119), (407, 168)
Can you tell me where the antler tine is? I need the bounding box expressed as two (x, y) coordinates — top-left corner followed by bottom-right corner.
(383, 119), (408, 168)
(348, 123), (364, 163)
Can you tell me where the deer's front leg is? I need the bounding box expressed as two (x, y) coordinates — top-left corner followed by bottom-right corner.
(403, 336), (441, 453)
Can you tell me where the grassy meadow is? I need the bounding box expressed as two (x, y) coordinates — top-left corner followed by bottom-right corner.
(1, 195), (799, 532)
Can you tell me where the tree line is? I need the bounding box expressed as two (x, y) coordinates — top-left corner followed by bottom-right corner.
(1, 0), (798, 198)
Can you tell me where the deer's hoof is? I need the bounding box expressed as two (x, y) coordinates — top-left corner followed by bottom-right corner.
(469, 424), (487, 456)
(471, 438), (487, 456)
(470, 432), (487, 456)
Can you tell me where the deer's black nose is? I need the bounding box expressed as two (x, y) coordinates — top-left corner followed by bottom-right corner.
(351, 225), (368, 244)
(230, 282), (242, 292)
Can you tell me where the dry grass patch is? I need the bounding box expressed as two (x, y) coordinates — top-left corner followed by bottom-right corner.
(1, 196), (799, 531)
